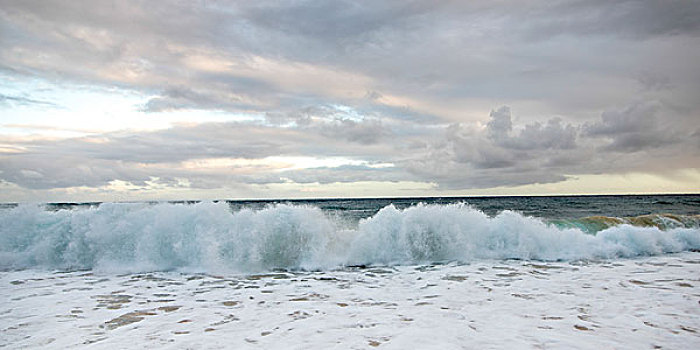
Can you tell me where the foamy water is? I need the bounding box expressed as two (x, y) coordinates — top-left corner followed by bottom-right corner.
(2, 202), (700, 273)
(2, 198), (699, 348)
(2, 253), (699, 349)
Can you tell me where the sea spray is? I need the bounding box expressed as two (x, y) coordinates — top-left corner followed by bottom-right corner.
(1, 201), (699, 273)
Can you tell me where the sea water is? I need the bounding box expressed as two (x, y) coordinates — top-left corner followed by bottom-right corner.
(1, 195), (699, 349)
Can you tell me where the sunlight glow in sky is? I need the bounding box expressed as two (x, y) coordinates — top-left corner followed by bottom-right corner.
(1, 1), (699, 202)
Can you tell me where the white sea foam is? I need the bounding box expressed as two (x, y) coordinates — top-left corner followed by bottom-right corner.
(3, 253), (700, 349)
(1, 202), (699, 273)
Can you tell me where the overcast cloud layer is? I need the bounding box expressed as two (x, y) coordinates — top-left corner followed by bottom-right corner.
(1, 0), (699, 201)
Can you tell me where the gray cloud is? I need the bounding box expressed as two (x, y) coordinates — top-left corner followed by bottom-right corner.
(317, 118), (386, 145)
(524, 0), (700, 40)
(486, 107), (513, 141)
(485, 107), (578, 151)
(402, 102), (698, 189)
(1, 1), (699, 198)
(0, 114), (410, 190)
(3, 0), (699, 120)
(274, 165), (411, 185)
(1, 102), (698, 193)
(0, 154), (150, 189)
(0, 93), (58, 108)
(584, 101), (681, 152)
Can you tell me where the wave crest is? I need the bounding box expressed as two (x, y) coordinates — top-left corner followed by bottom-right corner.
(553, 214), (700, 233)
(1, 202), (698, 272)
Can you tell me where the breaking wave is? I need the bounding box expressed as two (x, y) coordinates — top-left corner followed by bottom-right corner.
(552, 214), (700, 233)
(1, 202), (699, 273)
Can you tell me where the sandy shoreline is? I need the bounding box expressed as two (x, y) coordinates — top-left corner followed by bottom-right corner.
(2, 253), (700, 349)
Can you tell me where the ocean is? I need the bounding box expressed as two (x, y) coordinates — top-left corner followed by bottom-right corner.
(1, 195), (699, 349)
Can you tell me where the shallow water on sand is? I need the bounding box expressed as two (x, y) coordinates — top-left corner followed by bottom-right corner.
(2, 253), (699, 349)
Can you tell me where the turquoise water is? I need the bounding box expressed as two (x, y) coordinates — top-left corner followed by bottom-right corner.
(1, 195), (699, 272)
(225, 194), (700, 222)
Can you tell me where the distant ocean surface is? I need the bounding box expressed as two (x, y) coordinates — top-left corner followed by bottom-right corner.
(1, 194), (699, 273)
(3, 195), (700, 349)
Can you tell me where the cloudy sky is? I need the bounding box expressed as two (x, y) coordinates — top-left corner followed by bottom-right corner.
(1, 0), (699, 202)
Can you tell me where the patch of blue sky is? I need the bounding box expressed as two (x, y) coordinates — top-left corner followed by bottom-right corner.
(0, 74), (263, 137)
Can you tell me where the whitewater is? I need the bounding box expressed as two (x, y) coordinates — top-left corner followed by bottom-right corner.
(1, 197), (699, 348)
(2, 201), (700, 273)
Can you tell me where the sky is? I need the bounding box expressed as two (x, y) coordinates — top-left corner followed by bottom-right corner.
(0, 0), (699, 202)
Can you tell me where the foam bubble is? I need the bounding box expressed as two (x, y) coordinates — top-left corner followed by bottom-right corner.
(1, 202), (699, 273)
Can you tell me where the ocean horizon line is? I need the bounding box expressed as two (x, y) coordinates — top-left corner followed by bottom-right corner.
(3, 192), (700, 206)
